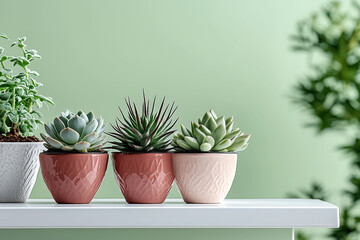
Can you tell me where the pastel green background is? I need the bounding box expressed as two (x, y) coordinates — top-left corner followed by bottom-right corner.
(0, 0), (344, 239)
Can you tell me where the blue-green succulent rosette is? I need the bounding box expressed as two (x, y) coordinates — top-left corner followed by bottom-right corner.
(41, 110), (106, 152)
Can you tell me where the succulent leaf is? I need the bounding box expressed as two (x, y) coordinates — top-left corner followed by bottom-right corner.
(226, 120), (234, 132)
(83, 119), (98, 136)
(212, 123), (226, 144)
(216, 116), (225, 126)
(227, 135), (251, 152)
(194, 128), (206, 143)
(180, 124), (191, 136)
(68, 115), (86, 134)
(78, 111), (89, 123)
(88, 144), (103, 152)
(44, 123), (57, 139)
(236, 134), (251, 142)
(213, 139), (233, 151)
(225, 116), (233, 124)
(60, 128), (80, 144)
(58, 116), (68, 127)
(176, 139), (192, 150)
(74, 141), (91, 151)
(224, 128), (241, 139)
(210, 109), (218, 119)
(191, 121), (200, 135)
(96, 124), (106, 135)
(202, 135), (215, 148)
(45, 136), (64, 149)
(172, 109), (251, 153)
(200, 142), (212, 152)
(205, 116), (217, 131)
(90, 135), (106, 146)
(43, 143), (52, 149)
(228, 142), (248, 152)
(199, 125), (211, 135)
(96, 117), (104, 133)
(54, 117), (66, 132)
(184, 136), (200, 150)
(174, 132), (185, 140)
(61, 146), (74, 151)
(87, 111), (95, 122)
(82, 132), (98, 143)
(202, 112), (212, 124)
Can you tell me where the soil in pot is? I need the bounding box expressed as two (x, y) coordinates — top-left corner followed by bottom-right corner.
(0, 129), (40, 142)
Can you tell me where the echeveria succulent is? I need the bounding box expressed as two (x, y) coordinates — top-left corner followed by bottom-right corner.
(41, 110), (106, 152)
(107, 91), (178, 153)
(172, 109), (250, 152)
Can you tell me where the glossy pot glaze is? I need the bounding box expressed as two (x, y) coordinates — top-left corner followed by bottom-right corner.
(0, 142), (45, 203)
(39, 152), (108, 204)
(173, 153), (237, 204)
(112, 153), (174, 204)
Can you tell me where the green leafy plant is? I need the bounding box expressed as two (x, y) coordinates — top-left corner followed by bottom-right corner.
(290, 1), (360, 239)
(0, 34), (53, 138)
(107, 92), (178, 153)
(172, 109), (250, 152)
(41, 110), (106, 152)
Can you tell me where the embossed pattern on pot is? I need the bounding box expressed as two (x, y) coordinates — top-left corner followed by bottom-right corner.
(0, 142), (45, 203)
(39, 153), (108, 204)
(112, 153), (174, 204)
(173, 153), (237, 204)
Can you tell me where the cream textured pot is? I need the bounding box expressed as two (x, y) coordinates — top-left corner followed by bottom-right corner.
(0, 142), (45, 203)
(172, 153), (237, 204)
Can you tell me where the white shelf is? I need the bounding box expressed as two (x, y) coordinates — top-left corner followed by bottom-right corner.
(0, 199), (339, 229)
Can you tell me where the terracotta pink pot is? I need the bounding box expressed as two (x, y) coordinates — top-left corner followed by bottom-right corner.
(173, 153), (237, 204)
(112, 153), (174, 204)
(39, 152), (108, 204)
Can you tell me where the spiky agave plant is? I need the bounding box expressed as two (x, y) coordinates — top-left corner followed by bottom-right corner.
(172, 109), (251, 152)
(107, 92), (178, 153)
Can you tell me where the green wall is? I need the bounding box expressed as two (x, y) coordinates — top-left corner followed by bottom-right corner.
(0, 0), (344, 239)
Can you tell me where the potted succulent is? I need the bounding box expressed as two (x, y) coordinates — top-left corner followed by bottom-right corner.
(0, 34), (54, 202)
(108, 92), (177, 204)
(39, 110), (108, 204)
(172, 109), (251, 204)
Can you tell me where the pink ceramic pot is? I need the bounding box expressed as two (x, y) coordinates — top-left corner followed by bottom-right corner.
(39, 152), (108, 204)
(112, 153), (174, 204)
(173, 153), (237, 204)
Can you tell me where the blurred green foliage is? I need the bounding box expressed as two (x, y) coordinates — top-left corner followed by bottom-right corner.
(291, 1), (360, 239)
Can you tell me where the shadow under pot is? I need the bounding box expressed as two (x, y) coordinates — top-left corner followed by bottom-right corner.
(39, 152), (108, 204)
(172, 153), (237, 204)
(112, 153), (174, 204)
(0, 142), (45, 203)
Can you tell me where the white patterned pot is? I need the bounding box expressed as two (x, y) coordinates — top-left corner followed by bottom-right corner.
(173, 153), (237, 204)
(0, 142), (45, 203)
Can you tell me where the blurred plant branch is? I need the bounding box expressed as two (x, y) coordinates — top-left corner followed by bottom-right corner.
(290, 1), (360, 239)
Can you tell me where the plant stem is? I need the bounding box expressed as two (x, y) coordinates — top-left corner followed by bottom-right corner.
(28, 102), (32, 112)
(12, 87), (15, 109)
(20, 46), (29, 75)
